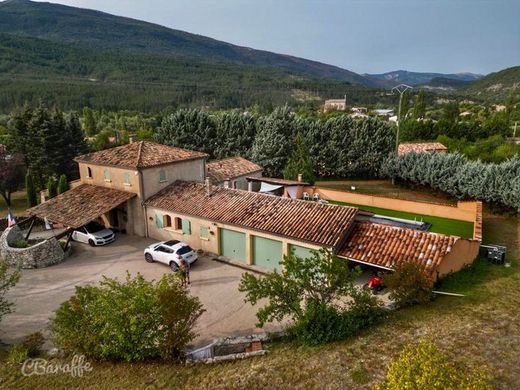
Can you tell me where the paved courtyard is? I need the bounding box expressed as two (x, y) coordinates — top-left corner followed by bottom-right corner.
(1, 234), (282, 347)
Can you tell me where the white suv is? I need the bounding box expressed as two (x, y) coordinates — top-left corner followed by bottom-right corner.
(72, 221), (115, 246)
(144, 240), (198, 271)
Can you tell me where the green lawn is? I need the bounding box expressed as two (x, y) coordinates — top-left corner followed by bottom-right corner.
(0, 191), (27, 219)
(331, 200), (474, 238)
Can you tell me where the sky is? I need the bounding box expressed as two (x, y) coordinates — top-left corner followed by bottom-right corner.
(35, 0), (520, 75)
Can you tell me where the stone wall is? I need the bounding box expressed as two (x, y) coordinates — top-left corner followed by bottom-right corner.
(0, 225), (66, 269)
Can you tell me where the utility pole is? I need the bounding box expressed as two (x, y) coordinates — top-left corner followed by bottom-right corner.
(390, 84), (413, 184)
(392, 84), (413, 154)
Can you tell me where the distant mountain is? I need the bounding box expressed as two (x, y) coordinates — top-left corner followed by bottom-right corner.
(0, 0), (376, 88)
(461, 66), (520, 100)
(364, 70), (483, 87)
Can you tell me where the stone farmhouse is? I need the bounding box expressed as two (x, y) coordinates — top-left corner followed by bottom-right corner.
(27, 141), (480, 280)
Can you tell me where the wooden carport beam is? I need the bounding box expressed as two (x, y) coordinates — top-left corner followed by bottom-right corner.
(24, 216), (36, 240)
(54, 228), (75, 251)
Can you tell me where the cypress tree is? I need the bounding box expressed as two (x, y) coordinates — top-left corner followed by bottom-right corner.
(413, 90), (427, 119)
(283, 133), (315, 185)
(25, 171), (38, 208)
(47, 177), (58, 199)
(57, 174), (69, 195)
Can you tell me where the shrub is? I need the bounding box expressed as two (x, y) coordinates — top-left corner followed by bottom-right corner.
(377, 339), (492, 390)
(52, 273), (204, 362)
(58, 240), (68, 251)
(7, 344), (29, 364)
(239, 249), (383, 345)
(383, 262), (434, 308)
(12, 240), (29, 248)
(21, 332), (45, 357)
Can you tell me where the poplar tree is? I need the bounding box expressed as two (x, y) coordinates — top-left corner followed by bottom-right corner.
(283, 133), (315, 184)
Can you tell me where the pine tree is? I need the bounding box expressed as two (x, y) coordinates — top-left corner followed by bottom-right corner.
(283, 133), (315, 184)
(25, 171), (38, 207)
(57, 174), (69, 195)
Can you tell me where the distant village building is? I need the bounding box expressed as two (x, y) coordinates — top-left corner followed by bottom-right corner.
(323, 96), (347, 112)
(374, 109), (394, 117)
(351, 107), (367, 114)
(349, 112), (369, 119)
(398, 142), (448, 155)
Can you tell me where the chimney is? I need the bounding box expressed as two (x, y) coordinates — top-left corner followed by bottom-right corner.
(129, 134), (135, 143)
(297, 173), (303, 182)
(224, 180), (230, 189)
(205, 177), (211, 196)
(247, 181), (253, 192)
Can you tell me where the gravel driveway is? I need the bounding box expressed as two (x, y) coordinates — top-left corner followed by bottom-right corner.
(1, 234), (282, 347)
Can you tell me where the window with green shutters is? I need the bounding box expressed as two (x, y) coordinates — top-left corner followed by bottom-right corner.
(104, 169), (112, 182)
(123, 172), (131, 186)
(155, 213), (164, 229)
(181, 219), (191, 235)
(159, 169), (167, 182)
(200, 226), (209, 239)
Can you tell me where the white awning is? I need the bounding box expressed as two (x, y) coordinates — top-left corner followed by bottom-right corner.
(286, 185), (299, 198)
(259, 182), (284, 193)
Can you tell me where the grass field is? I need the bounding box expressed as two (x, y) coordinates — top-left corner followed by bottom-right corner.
(316, 179), (457, 204)
(0, 182), (518, 389)
(0, 191), (28, 218)
(331, 200), (475, 238)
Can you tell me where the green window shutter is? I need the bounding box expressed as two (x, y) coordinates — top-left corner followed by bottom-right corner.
(181, 219), (191, 235)
(155, 213), (164, 229)
(159, 169), (167, 182)
(200, 226), (209, 239)
(123, 172), (131, 185)
(104, 169), (111, 181)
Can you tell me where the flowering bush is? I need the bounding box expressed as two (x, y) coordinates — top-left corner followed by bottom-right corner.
(377, 339), (492, 390)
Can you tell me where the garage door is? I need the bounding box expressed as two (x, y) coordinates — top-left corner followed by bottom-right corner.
(253, 236), (283, 271)
(289, 244), (314, 260)
(219, 228), (246, 263)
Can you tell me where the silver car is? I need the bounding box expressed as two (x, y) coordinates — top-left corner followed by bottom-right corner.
(72, 221), (115, 246)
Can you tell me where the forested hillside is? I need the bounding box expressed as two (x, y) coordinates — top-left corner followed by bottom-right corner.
(0, 33), (384, 112)
(461, 66), (520, 100)
(0, 0), (375, 85)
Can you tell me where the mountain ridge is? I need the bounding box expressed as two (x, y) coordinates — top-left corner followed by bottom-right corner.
(0, 0), (380, 87)
(365, 70), (483, 87)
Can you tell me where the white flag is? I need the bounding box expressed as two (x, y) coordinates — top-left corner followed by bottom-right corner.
(7, 208), (15, 227)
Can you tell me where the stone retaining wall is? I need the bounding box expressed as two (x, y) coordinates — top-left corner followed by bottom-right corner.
(0, 225), (66, 269)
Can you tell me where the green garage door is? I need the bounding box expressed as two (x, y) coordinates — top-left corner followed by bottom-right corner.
(219, 228), (246, 263)
(289, 244), (314, 260)
(253, 236), (283, 271)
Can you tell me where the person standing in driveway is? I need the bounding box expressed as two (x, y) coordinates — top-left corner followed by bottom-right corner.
(179, 257), (190, 288)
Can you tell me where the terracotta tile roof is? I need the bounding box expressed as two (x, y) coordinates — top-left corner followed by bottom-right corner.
(398, 142), (448, 155)
(246, 177), (309, 186)
(207, 157), (263, 183)
(145, 181), (358, 247)
(338, 221), (458, 275)
(75, 141), (208, 169)
(27, 184), (136, 228)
